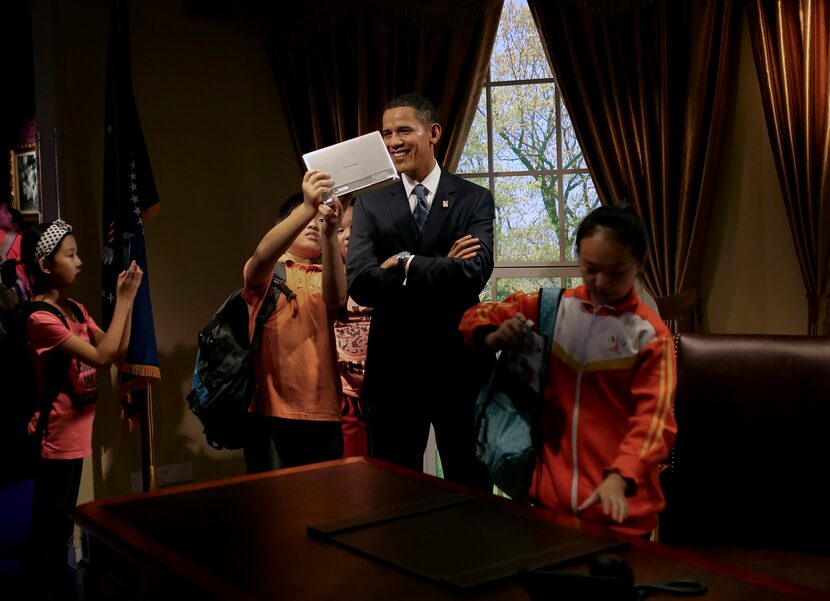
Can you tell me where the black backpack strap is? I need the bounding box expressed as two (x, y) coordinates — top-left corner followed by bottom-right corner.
(26, 301), (75, 442)
(63, 298), (86, 324)
(250, 262), (295, 349)
(29, 300), (70, 328)
(537, 287), (563, 384)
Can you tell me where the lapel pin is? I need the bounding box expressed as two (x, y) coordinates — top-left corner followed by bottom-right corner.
(442, 199), (449, 209)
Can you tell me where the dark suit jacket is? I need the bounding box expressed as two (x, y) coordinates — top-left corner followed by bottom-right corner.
(346, 170), (495, 402)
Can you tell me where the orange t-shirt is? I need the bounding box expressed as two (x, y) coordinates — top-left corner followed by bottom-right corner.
(242, 259), (341, 421)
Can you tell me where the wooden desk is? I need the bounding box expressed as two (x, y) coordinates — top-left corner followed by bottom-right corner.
(73, 458), (826, 600)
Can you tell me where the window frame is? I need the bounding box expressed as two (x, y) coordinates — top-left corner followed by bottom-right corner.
(458, 65), (596, 300)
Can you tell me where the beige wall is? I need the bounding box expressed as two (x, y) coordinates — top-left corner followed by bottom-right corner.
(700, 15), (808, 334)
(35, 3), (809, 501)
(39, 0), (299, 500)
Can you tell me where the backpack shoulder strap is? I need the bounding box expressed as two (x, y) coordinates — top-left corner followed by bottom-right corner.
(63, 298), (86, 324)
(28, 300), (70, 329)
(250, 261), (296, 348)
(26, 301), (74, 442)
(0, 231), (16, 259)
(538, 287), (563, 380)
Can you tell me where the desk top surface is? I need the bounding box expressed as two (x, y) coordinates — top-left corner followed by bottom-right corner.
(73, 458), (826, 601)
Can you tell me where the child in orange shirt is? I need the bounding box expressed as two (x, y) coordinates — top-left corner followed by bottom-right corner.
(242, 171), (347, 472)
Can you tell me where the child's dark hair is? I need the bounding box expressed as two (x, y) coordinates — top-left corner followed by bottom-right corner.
(276, 192), (305, 223)
(385, 94), (439, 126)
(575, 204), (649, 264)
(21, 221), (60, 294)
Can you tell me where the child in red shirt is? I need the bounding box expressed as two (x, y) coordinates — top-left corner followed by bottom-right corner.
(22, 219), (142, 597)
(333, 200), (371, 457)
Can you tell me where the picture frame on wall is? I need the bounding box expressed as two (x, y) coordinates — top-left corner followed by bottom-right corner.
(9, 144), (40, 219)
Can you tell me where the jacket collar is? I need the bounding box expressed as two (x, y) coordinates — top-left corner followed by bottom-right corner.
(572, 283), (641, 316)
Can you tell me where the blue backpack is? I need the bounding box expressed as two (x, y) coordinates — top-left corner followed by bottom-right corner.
(474, 287), (563, 501)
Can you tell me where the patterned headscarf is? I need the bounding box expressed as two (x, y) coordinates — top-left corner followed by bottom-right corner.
(34, 219), (73, 261)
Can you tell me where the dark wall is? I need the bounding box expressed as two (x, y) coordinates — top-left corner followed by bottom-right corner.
(2, 1), (36, 201)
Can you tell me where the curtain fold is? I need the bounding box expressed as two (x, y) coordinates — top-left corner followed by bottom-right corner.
(528, 0), (741, 332)
(745, 0), (830, 335)
(269, 0), (503, 172)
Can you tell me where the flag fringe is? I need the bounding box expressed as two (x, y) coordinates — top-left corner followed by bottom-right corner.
(120, 362), (161, 381)
(141, 203), (161, 219)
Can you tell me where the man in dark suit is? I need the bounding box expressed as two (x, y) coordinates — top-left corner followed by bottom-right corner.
(346, 94), (494, 490)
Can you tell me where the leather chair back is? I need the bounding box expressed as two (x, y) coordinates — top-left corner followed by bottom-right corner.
(660, 333), (830, 554)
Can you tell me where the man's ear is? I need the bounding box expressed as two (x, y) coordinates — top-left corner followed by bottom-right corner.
(429, 122), (442, 146)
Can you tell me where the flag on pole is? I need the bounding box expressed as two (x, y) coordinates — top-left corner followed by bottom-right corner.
(102, 0), (161, 410)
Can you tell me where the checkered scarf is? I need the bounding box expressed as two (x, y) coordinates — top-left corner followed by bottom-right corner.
(34, 219), (73, 261)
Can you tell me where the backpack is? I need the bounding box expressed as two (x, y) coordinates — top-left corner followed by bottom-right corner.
(187, 263), (293, 450)
(0, 300), (84, 485)
(474, 287), (563, 501)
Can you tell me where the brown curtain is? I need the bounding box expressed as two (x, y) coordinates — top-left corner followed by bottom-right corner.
(745, 0), (830, 335)
(528, 0), (741, 332)
(269, 0), (503, 171)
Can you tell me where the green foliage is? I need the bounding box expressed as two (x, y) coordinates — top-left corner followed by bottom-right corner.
(458, 0), (600, 267)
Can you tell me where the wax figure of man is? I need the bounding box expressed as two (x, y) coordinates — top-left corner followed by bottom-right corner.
(346, 94), (494, 490)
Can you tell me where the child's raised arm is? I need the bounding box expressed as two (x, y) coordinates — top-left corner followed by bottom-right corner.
(66, 261), (143, 367)
(318, 198), (347, 309)
(244, 171), (333, 287)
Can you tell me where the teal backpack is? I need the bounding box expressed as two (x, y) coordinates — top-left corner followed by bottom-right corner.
(473, 287), (563, 501)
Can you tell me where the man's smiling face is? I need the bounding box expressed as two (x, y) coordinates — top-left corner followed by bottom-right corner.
(381, 106), (440, 181)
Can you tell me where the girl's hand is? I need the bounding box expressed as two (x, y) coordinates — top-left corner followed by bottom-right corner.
(115, 260), (143, 301)
(577, 472), (629, 523)
(302, 170), (334, 209)
(317, 195), (343, 237)
(483, 313), (528, 351)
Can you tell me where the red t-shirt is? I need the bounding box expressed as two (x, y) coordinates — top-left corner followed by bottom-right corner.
(27, 300), (102, 459)
(333, 299), (371, 398)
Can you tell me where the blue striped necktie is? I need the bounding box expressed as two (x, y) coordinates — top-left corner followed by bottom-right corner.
(413, 184), (429, 235)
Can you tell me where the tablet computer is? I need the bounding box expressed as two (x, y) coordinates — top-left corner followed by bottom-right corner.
(302, 131), (399, 198)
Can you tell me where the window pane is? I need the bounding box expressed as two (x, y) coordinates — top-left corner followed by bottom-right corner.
(495, 176), (560, 263)
(562, 173), (600, 261)
(492, 84), (558, 172)
(490, 0), (553, 82)
(566, 277), (583, 289)
(457, 90), (488, 175)
(496, 277), (561, 301)
(464, 176), (490, 191)
(561, 109), (587, 170)
(479, 280), (494, 302)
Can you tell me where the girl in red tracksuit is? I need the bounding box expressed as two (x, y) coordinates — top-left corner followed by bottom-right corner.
(460, 205), (676, 537)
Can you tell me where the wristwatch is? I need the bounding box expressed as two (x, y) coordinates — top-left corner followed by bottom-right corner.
(396, 251), (412, 269)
